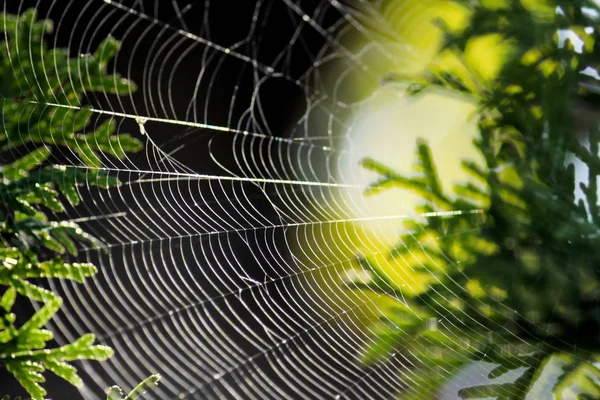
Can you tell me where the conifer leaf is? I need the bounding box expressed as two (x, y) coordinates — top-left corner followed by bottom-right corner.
(9, 279), (55, 303)
(106, 386), (126, 400)
(1, 287), (16, 312)
(94, 36), (121, 67)
(43, 359), (82, 387)
(1, 148), (51, 180)
(17, 295), (61, 334)
(123, 374), (161, 400)
(6, 361), (46, 400)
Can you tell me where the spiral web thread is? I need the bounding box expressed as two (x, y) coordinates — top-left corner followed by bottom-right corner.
(0, 0), (517, 399)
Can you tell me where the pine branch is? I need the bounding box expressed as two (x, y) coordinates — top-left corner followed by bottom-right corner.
(349, 1), (600, 398)
(0, 9), (150, 399)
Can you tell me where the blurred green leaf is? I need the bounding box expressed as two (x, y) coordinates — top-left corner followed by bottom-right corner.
(350, 1), (600, 399)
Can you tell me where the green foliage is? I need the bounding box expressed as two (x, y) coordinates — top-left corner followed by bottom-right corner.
(0, 9), (142, 166)
(0, 373), (161, 400)
(105, 374), (161, 400)
(0, 9), (148, 400)
(349, 0), (600, 398)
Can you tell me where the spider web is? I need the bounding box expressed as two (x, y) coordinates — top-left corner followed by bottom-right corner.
(0, 0), (520, 399)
